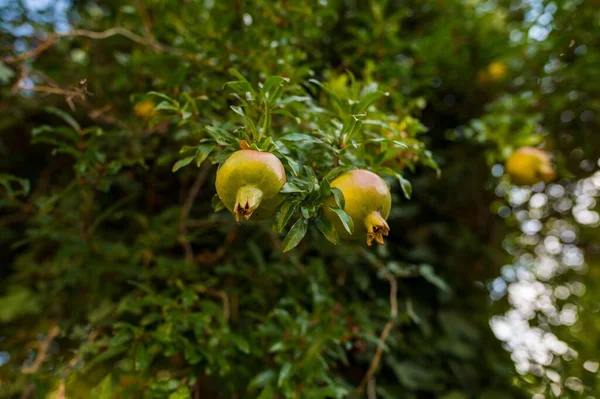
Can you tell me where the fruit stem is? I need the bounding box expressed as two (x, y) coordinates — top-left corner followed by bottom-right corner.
(364, 211), (390, 246)
(234, 186), (263, 223)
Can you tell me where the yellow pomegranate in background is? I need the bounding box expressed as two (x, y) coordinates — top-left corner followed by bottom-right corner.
(487, 61), (507, 80)
(324, 170), (391, 246)
(134, 100), (156, 119)
(478, 61), (508, 85)
(215, 150), (286, 222)
(505, 147), (556, 185)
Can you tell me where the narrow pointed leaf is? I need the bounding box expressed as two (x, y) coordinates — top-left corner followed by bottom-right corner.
(282, 218), (308, 252)
(327, 207), (354, 234)
(316, 217), (339, 245)
(331, 187), (345, 209)
(172, 156), (194, 172)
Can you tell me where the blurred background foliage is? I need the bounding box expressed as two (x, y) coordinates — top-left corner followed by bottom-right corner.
(0, 0), (599, 398)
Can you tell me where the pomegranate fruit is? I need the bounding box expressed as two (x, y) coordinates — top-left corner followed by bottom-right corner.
(324, 169), (391, 246)
(215, 150), (286, 222)
(505, 147), (556, 185)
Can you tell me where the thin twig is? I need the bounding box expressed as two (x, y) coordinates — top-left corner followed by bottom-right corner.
(195, 287), (230, 323)
(3, 28), (155, 65)
(3, 27), (225, 72)
(357, 249), (399, 393)
(206, 289), (230, 323)
(21, 324), (60, 374)
(135, 0), (157, 46)
(70, 28), (152, 47)
(24, 85), (85, 98)
(179, 162), (213, 263)
(4, 35), (57, 64)
(66, 330), (99, 369)
(367, 377), (377, 399)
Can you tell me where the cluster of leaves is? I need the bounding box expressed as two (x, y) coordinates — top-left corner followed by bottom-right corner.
(167, 71), (430, 251)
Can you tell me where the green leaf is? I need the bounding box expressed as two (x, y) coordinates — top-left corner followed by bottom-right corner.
(360, 332), (390, 351)
(179, 145), (197, 154)
(388, 358), (443, 391)
(419, 264), (451, 293)
(212, 195), (226, 212)
(249, 370), (276, 389)
(319, 178), (331, 198)
(279, 133), (322, 143)
(135, 344), (152, 371)
(195, 144), (215, 167)
(283, 155), (301, 176)
(282, 218), (308, 252)
(45, 106), (81, 132)
(155, 101), (180, 112)
(32, 125), (80, 142)
(147, 91), (179, 106)
(281, 182), (305, 193)
(90, 373), (114, 399)
(231, 335), (250, 354)
(168, 387), (191, 399)
(224, 80), (253, 95)
(180, 289), (198, 308)
(331, 187), (345, 209)
(86, 345), (128, 370)
(182, 340), (202, 364)
(396, 173), (412, 199)
(272, 108), (301, 124)
(0, 174), (31, 197)
(355, 90), (386, 114)
(340, 113), (366, 144)
(277, 362), (293, 387)
(205, 126), (233, 145)
(324, 166), (351, 181)
(276, 200), (300, 233)
(0, 61), (15, 85)
(111, 329), (133, 346)
(172, 156), (194, 172)
(316, 217), (339, 245)
(327, 207), (354, 234)
(258, 387), (275, 399)
(230, 106), (259, 139)
(0, 287), (40, 322)
(269, 341), (286, 352)
(227, 68), (256, 95)
(260, 76), (289, 106)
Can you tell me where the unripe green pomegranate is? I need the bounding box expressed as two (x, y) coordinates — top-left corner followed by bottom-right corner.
(324, 169), (391, 246)
(505, 147), (556, 185)
(215, 150), (286, 222)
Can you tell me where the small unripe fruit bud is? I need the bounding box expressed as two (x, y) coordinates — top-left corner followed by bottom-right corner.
(215, 150), (286, 222)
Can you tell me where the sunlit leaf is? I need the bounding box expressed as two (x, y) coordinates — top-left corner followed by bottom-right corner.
(172, 156), (194, 172)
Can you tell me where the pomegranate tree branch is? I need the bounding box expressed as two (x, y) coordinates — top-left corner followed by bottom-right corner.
(3, 27), (165, 65)
(357, 249), (399, 395)
(21, 324), (60, 374)
(179, 162), (213, 263)
(367, 376), (377, 399)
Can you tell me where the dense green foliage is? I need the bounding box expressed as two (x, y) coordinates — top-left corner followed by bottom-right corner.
(1, 0), (599, 398)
